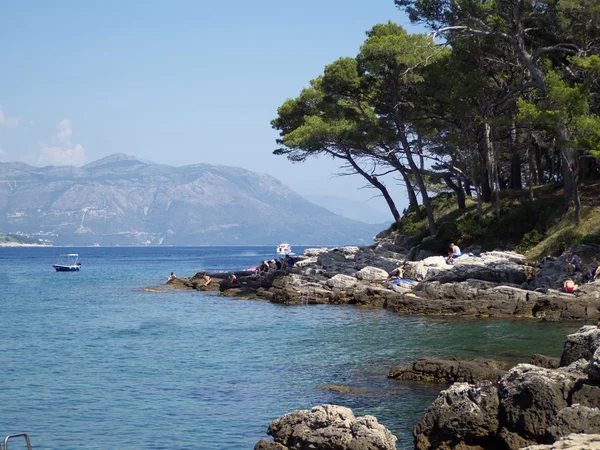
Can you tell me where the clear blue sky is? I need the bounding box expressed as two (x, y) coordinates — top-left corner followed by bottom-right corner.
(0, 0), (423, 214)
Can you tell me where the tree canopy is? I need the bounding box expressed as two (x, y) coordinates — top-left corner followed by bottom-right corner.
(272, 3), (600, 240)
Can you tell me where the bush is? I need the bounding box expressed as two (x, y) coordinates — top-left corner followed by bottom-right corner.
(516, 229), (545, 254)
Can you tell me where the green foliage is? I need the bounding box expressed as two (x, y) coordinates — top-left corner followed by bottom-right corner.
(396, 210), (427, 237)
(515, 230), (545, 254)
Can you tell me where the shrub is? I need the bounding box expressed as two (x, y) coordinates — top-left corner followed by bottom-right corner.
(516, 229), (545, 254)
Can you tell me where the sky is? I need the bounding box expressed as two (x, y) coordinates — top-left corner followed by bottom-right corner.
(0, 0), (424, 216)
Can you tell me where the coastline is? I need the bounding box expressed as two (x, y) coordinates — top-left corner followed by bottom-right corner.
(161, 242), (600, 323)
(0, 243), (51, 247)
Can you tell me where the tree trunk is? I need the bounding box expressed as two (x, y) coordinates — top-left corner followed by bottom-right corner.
(557, 124), (581, 224)
(480, 167), (492, 203)
(343, 151), (403, 226)
(463, 178), (472, 197)
(484, 121), (500, 213)
(508, 120), (522, 189)
(399, 137), (437, 235)
(398, 166), (423, 219)
(393, 117), (437, 235)
(443, 175), (466, 209)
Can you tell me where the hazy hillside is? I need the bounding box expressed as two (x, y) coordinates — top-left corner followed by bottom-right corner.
(304, 194), (393, 225)
(0, 154), (383, 246)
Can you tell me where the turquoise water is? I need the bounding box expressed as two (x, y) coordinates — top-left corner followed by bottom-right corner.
(0, 247), (579, 449)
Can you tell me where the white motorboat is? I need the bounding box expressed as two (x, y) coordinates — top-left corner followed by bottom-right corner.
(276, 243), (292, 255)
(52, 253), (81, 272)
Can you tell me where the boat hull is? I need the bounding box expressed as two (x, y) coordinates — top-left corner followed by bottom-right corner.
(53, 265), (80, 272)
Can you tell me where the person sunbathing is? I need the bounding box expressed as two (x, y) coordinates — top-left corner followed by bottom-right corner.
(203, 275), (211, 286)
(564, 279), (578, 293)
(388, 263), (404, 279)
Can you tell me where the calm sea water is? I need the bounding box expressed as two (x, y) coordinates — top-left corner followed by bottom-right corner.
(0, 246), (579, 450)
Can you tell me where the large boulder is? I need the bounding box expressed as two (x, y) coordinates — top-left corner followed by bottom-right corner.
(326, 274), (358, 290)
(586, 347), (600, 383)
(256, 404), (397, 450)
(560, 325), (600, 367)
(546, 405), (600, 440)
(498, 364), (585, 441)
(354, 266), (389, 283)
(303, 247), (330, 257)
(427, 251), (534, 285)
(404, 256), (449, 281)
(413, 381), (500, 450)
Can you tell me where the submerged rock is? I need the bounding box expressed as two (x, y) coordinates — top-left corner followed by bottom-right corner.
(254, 404), (397, 450)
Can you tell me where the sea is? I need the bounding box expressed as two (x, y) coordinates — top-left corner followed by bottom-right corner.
(0, 246), (579, 450)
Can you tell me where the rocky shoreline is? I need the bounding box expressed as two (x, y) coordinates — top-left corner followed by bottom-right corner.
(158, 240), (600, 449)
(163, 241), (600, 323)
(252, 326), (600, 449)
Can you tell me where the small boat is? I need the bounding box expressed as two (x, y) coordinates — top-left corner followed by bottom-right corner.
(52, 253), (81, 272)
(276, 243), (292, 255)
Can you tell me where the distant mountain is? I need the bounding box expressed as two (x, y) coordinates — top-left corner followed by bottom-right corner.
(304, 194), (393, 225)
(0, 154), (383, 246)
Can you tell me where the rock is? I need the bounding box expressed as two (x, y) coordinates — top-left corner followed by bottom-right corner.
(498, 364), (584, 441)
(254, 439), (288, 450)
(339, 246), (360, 255)
(404, 256), (449, 281)
(530, 354), (560, 369)
(354, 266), (389, 283)
(258, 404), (397, 450)
(586, 347), (600, 383)
(294, 256), (318, 268)
(388, 357), (511, 383)
(560, 325), (600, 367)
(326, 274), (358, 289)
(534, 244), (600, 290)
(316, 385), (370, 394)
(427, 251), (534, 285)
(520, 433), (600, 449)
(303, 247), (330, 257)
(413, 381), (500, 450)
(570, 381), (600, 408)
(547, 406), (600, 441)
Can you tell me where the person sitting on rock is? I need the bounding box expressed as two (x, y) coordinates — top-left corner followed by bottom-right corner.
(445, 243), (462, 265)
(167, 272), (176, 282)
(564, 278), (578, 293)
(229, 273), (238, 285)
(566, 253), (582, 275)
(592, 257), (600, 280)
(203, 275), (211, 286)
(285, 255), (295, 267)
(388, 262), (404, 279)
(257, 261), (269, 277)
(275, 259), (283, 270)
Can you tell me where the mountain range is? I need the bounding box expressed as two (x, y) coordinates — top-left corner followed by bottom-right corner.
(0, 154), (387, 246)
